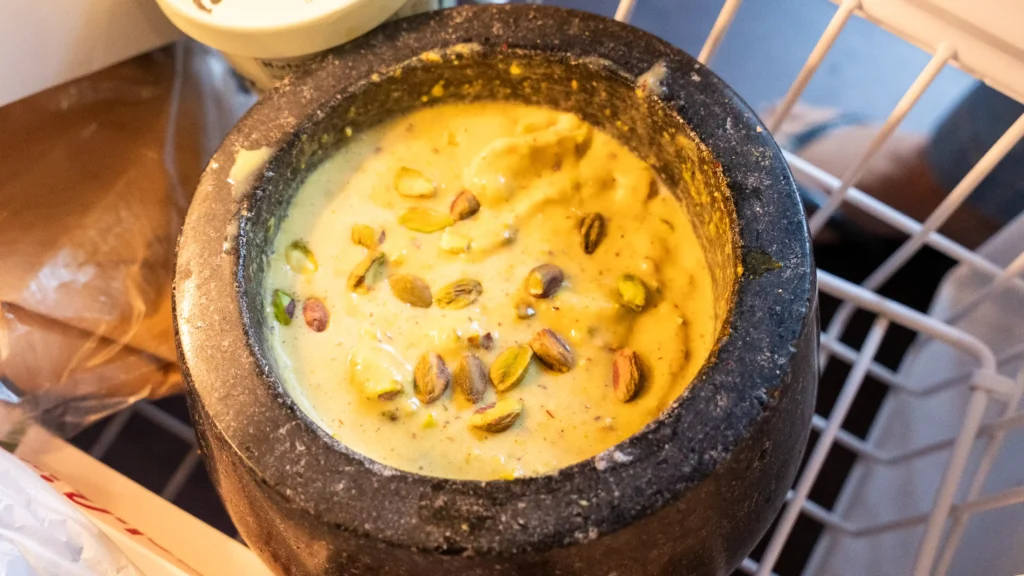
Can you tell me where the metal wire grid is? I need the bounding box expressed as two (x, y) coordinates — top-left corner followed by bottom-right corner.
(87, 400), (200, 503)
(81, 1), (1024, 574)
(655, 0), (1024, 575)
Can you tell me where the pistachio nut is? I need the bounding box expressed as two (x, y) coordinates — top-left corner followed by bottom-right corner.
(399, 208), (454, 233)
(388, 274), (433, 308)
(302, 297), (329, 332)
(525, 264), (564, 298)
(515, 298), (536, 319)
(579, 213), (606, 255)
(394, 166), (436, 197)
(349, 345), (407, 401)
(414, 352), (450, 404)
(435, 278), (483, 309)
(285, 240), (318, 274)
(271, 289), (296, 326)
(617, 273), (648, 312)
(438, 229), (472, 254)
(469, 398), (524, 433)
(347, 252), (388, 293)
(467, 332), (494, 350)
(371, 382), (404, 402)
(351, 224), (384, 250)
(489, 344), (533, 392)
(453, 354), (488, 404)
(450, 190), (481, 221)
(612, 348), (643, 402)
(529, 328), (574, 373)
(389, 251), (407, 268)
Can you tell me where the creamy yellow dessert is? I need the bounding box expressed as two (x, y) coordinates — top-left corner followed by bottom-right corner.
(264, 102), (717, 480)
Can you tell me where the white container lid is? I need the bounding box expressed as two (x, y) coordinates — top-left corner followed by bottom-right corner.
(153, 0), (409, 59)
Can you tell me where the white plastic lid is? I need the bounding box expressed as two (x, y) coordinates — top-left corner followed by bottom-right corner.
(154, 0), (410, 59)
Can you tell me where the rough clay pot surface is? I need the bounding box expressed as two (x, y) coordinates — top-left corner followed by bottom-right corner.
(174, 5), (818, 575)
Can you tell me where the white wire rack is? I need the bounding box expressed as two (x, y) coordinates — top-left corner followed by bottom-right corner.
(83, 0), (1024, 574)
(672, 0), (1024, 575)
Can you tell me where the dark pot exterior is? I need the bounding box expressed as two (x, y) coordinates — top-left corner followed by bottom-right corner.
(174, 6), (818, 575)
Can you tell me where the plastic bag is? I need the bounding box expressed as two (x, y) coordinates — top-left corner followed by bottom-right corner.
(0, 448), (142, 575)
(0, 40), (254, 437)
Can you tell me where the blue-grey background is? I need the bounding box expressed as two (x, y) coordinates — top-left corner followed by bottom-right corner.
(554, 0), (972, 133)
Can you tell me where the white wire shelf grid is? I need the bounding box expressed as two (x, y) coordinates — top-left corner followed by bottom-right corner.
(680, 0), (1024, 575)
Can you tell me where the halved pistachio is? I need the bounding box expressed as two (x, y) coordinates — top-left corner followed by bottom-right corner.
(351, 224), (384, 250)
(467, 332), (494, 350)
(394, 166), (436, 197)
(450, 190), (481, 221)
(515, 298), (536, 319)
(617, 274), (648, 312)
(272, 289), (296, 325)
(414, 352), (450, 404)
(303, 297), (329, 332)
(612, 348), (643, 402)
(369, 381), (404, 402)
(489, 344), (533, 392)
(525, 264), (564, 298)
(347, 252), (388, 293)
(349, 344), (408, 401)
(469, 399), (524, 433)
(389, 251), (407, 268)
(454, 354), (488, 404)
(285, 240), (318, 274)
(398, 208), (454, 233)
(438, 229), (472, 254)
(435, 278), (483, 309)
(388, 274), (433, 308)
(580, 213), (606, 255)
(529, 328), (574, 373)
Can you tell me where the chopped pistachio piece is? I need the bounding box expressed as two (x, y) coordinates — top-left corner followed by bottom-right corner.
(370, 381), (404, 402)
(525, 264), (564, 298)
(349, 343), (408, 401)
(398, 208), (454, 233)
(617, 274), (648, 312)
(467, 332), (494, 350)
(449, 190), (481, 221)
(271, 289), (296, 325)
(351, 224), (383, 250)
(515, 298), (536, 319)
(389, 250), (407, 268)
(394, 166), (436, 198)
(435, 278), (483, 309)
(347, 252), (388, 293)
(438, 229), (472, 254)
(469, 399), (524, 433)
(285, 240), (318, 274)
(579, 213), (606, 254)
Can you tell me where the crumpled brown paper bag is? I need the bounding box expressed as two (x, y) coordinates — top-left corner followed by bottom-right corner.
(0, 41), (253, 435)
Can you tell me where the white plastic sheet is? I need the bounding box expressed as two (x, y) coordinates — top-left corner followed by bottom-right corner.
(0, 448), (141, 576)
